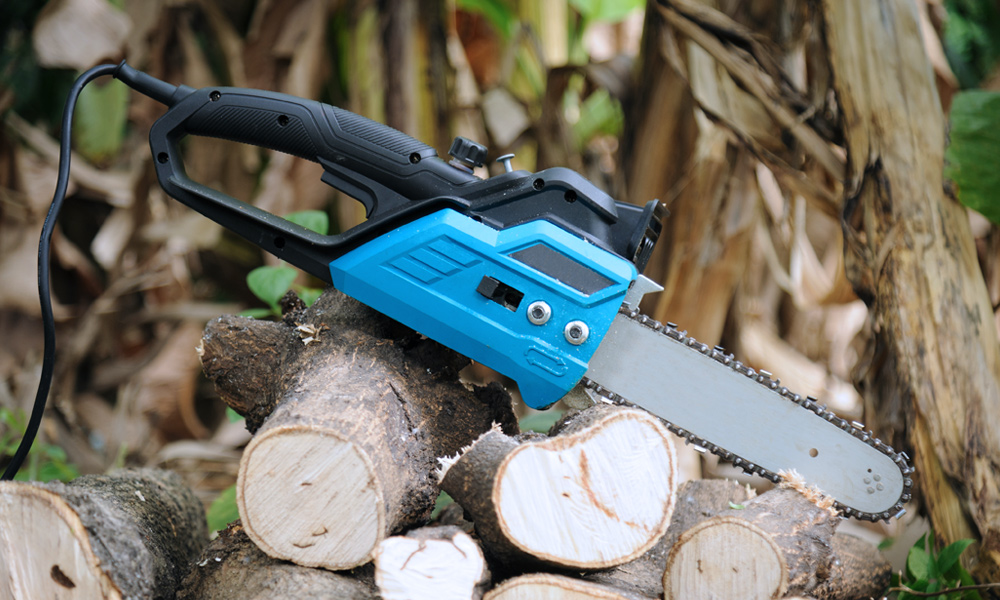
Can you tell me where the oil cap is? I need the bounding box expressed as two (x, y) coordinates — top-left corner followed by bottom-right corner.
(448, 136), (488, 172)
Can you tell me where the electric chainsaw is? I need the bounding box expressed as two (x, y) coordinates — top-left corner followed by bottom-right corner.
(4, 62), (913, 522)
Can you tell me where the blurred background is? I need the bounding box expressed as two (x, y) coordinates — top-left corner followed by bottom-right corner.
(2, 0), (1000, 576)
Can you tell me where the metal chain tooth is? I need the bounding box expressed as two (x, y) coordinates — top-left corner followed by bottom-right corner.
(598, 306), (914, 522)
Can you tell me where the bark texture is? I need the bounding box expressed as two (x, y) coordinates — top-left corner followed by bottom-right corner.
(822, 0), (1000, 580)
(0, 468), (206, 600)
(812, 533), (891, 600)
(176, 522), (377, 600)
(439, 404), (677, 571)
(199, 289), (516, 569)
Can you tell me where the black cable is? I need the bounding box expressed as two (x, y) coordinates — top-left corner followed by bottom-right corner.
(1, 63), (119, 480)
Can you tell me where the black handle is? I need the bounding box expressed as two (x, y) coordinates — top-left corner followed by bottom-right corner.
(124, 67), (660, 280)
(144, 85), (486, 282)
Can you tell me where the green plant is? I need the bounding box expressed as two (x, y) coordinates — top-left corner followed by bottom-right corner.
(242, 210), (328, 318)
(887, 531), (986, 599)
(206, 483), (240, 533)
(943, 0), (1000, 88)
(945, 90), (1000, 224)
(0, 407), (79, 482)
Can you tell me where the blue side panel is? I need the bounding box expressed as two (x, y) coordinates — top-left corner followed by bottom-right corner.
(329, 209), (636, 408)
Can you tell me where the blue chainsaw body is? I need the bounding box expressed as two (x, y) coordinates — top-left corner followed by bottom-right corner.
(329, 209), (636, 408)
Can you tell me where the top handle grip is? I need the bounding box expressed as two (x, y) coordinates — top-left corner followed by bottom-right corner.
(145, 85), (481, 281)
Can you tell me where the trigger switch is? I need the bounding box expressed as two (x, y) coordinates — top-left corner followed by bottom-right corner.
(449, 137), (487, 172)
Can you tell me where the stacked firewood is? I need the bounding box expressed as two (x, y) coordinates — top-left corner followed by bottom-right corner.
(0, 290), (891, 599)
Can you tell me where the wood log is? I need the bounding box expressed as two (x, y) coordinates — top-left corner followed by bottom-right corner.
(585, 478), (754, 598)
(177, 522), (377, 600)
(438, 404), (677, 570)
(0, 468), (206, 600)
(663, 486), (839, 600)
(485, 573), (655, 600)
(374, 525), (490, 600)
(198, 289), (517, 570)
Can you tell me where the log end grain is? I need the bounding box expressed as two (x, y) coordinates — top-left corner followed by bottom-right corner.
(0, 483), (121, 600)
(442, 406), (678, 571)
(374, 525), (489, 600)
(238, 427), (384, 570)
(495, 408), (677, 568)
(0, 469), (206, 600)
(664, 516), (789, 600)
(485, 573), (654, 600)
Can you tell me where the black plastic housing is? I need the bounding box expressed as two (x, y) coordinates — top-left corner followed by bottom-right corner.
(140, 82), (663, 284)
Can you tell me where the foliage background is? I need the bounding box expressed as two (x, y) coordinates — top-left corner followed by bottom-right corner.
(1, 0), (1000, 590)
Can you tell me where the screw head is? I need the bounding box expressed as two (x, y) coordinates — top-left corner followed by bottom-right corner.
(527, 301), (551, 325)
(564, 320), (589, 345)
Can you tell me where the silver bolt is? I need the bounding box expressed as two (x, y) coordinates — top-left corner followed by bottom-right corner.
(527, 301), (551, 325)
(564, 320), (589, 345)
(496, 153), (515, 173)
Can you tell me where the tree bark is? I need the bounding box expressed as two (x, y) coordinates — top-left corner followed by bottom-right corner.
(438, 404), (678, 570)
(198, 289), (517, 570)
(374, 525), (490, 600)
(812, 533), (891, 600)
(0, 468), (206, 600)
(177, 522), (377, 600)
(821, 0), (1000, 581)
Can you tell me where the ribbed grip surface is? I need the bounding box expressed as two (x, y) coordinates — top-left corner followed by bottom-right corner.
(189, 105), (319, 160)
(329, 106), (430, 157)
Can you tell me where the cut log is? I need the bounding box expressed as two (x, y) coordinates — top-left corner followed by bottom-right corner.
(374, 525), (489, 600)
(585, 478), (754, 598)
(484, 573), (655, 600)
(438, 403), (677, 570)
(664, 485), (839, 600)
(177, 522), (377, 600)
(198, 289), (517, 570)
(0, 468), (206, 600)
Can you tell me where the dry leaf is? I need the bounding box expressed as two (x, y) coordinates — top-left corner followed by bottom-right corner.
(33, 0), (131, 69)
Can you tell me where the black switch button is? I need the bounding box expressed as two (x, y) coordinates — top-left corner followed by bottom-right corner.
(476, 276), (524, 311)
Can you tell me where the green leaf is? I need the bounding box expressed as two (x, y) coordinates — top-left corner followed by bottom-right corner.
(728, 502), (745, 510)
(456, 0), (517, 37)
(206, 484), (240, 532)
(284, 210), (329, 235)
(945, 90), (1000, 224)
(296, 287), (323, 307)
(73, 78), (129, 163)
(430, 491), (453, 520)
(239, 307), (274, 319)
(246, 266), (298, 310)
(936, 538), (975, 576)
(878, 537), (895, 551)
(519, 410), (565, 434)
(907, 536), (934, 581)
(572, 88), (623, 147)
(569, 0), (643, 23)
(225, 407), (244, 423)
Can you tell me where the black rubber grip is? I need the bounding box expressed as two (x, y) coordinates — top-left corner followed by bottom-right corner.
(328, 106), (428, 157)
(189, 104), (320, 159)
(182, 88), (433, 167)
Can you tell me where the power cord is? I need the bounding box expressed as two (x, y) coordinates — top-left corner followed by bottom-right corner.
(1, 63), (119, 480)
